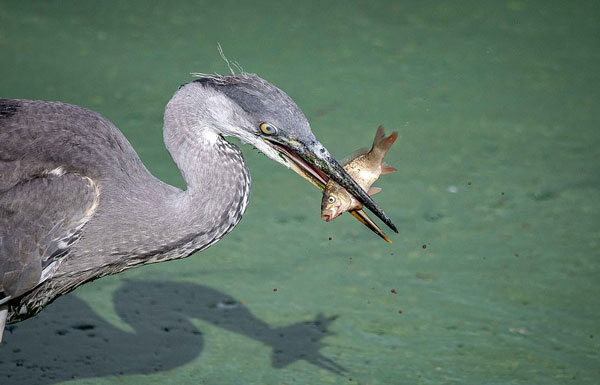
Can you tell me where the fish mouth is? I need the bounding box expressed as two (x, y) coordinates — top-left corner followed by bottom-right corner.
(263, 137), (398, 238)
(321, 209), (339, 222)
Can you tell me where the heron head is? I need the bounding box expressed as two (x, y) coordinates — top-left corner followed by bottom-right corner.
(184, 73), (398, 234)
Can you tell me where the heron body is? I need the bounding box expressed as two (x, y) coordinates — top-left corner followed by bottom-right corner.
(0, 73), (396, 338)
(1, 94), (251, 323)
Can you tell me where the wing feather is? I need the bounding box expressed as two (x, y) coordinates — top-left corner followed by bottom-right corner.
(0, 173), (99, 304)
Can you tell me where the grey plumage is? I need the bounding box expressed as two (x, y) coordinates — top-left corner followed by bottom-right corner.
(0, 73), (396, 334)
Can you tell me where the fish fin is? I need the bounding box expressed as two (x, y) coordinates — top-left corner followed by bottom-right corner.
(368, 187), (382, 195)
(371, 125), (398, 158)
(381, 163), (397, 175)
(341, 148), (369, 166)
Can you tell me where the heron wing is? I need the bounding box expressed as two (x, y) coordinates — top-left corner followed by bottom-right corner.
(0, 172), (99, 304)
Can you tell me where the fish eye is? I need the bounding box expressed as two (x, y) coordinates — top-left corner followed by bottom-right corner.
(259, 122), (278, 135)
(327, 196), (336, 204)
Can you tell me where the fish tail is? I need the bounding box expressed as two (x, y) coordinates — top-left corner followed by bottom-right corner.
(371, 125), (398, 159)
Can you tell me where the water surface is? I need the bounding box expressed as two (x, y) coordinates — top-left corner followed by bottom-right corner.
(1, 1), (598, 384)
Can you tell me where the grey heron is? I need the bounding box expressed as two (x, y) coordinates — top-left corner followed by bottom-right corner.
(0, 73), (397, 341)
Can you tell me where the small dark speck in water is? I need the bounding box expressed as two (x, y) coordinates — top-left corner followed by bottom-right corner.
(273, 288), (278, 292)
(422, 244), (427, 249)
(501, 192), (505, 195)
(391, 289), (397, 294)
(328, 236), (332, 240)
(390, 252), (394, 256)
(467, 181), (472, 185)
(590, 335), (594, 339)
(515, 253), (520, 257)
(349, 378), (353, 382)
(398, 309), (403, 314)
(55, 329), (68, 336)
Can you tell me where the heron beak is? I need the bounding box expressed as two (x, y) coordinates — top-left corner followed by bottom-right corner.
(265, 138), (398, 234)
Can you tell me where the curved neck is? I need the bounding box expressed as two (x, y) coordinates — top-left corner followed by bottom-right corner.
(160, 83), (252, 249)
(147, 87), (252, 258)
(165, 126), (251, 256)
(64, 86), (252, 276)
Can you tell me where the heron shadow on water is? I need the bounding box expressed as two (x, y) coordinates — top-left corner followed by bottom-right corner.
(0, 279), (345, 384)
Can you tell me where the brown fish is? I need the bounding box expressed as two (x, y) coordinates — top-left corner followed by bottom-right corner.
(321, 125), (397, 222)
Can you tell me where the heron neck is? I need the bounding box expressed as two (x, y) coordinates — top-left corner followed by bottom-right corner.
(171, 128), (252, 239)
(159, 98), (252, 257)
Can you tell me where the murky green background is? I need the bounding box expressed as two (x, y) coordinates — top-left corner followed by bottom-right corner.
(1, 1), (599, 384)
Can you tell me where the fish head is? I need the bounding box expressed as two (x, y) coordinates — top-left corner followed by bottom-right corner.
(320, 184), (355, 222)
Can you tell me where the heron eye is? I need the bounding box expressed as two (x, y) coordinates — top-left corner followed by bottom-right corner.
(327, 196), (336, 204)
(260, 122), (278, 135)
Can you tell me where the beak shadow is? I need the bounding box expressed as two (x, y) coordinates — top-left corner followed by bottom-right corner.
(268, 313), (346, 375)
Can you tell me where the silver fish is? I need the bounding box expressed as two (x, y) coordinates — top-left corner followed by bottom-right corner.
(321, 126), (397, 225)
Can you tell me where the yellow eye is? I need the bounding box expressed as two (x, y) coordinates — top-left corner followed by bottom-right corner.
(260, 122), (278, 135)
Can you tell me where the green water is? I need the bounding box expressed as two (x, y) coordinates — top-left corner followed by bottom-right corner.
(1, 1), (599, 384)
